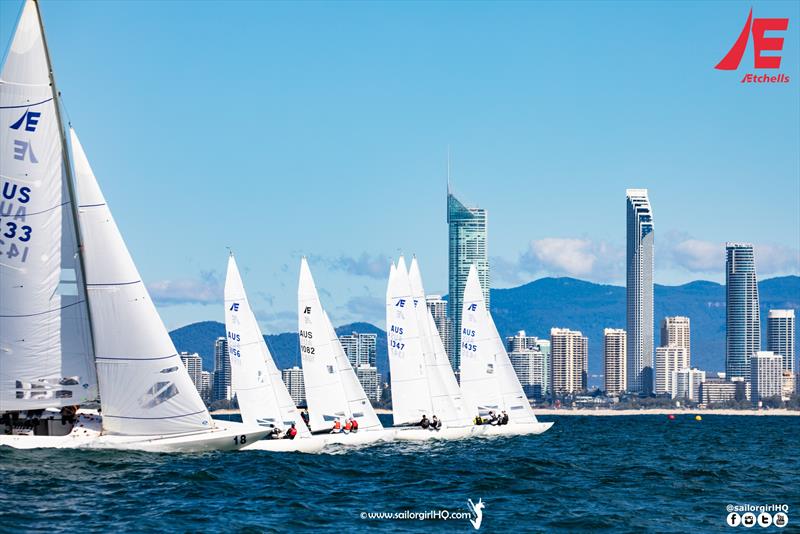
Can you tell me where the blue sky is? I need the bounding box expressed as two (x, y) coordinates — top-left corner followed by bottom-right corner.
(2, 0), (798, 332)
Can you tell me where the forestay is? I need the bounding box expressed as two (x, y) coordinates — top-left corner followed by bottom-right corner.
(460, 265), (539, 424)
(298, 258), (381, 431)
(225, 254), (308, 436)
(0, 1), (97, 412)
(408, 257), (473, 427)
(386, 258), (432, 425)
(72, 129), (211, 435)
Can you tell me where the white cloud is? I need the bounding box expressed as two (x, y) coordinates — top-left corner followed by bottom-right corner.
(148, 270), (221, 306)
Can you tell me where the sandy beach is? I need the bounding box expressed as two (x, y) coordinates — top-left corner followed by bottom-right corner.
(532, 408), (800, 416)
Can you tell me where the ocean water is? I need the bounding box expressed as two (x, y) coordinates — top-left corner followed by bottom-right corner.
(1, 415), (798, 533)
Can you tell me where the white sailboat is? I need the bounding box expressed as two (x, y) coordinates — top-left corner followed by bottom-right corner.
(387, 257), (480, 440)
(460, 265), (553, 436)
(297, 258), (392, 445)
(224, 254), (326, 452)
(0, 1), (268, 451)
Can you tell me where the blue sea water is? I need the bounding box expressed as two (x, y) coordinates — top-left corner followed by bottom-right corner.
(1, 414), (798, 533)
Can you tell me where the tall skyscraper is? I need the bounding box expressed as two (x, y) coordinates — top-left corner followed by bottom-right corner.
(448, 189), (488, 372)
(726, 243), (760, 380)
(661, 316), (691, 366)
(281, 366), (306, 406)
(179, 351), (203, 394)
(213, 337), (232, 402)
(426, 295), (452, 361)
(506, 331), (549, 398)
(655, 346), (689, 395)
(626, 189), (654, 394)
(750, 351), (782, 404)
(767, 309), (795, 373)
(550, 328), (588, 396)
(603, 328), (627, 395)
(338, 331), (377, 367)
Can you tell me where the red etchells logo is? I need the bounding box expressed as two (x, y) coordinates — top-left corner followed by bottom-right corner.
(716, 8), (790, 83)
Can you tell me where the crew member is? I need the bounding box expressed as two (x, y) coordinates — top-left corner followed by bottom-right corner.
(419, 415), (430, 429)
(284, 423), (298, 440)
(300, 409), (310, 429)
(431, 415), (442, 430)
(330, 418), (342, 433)
(350, 418), (359, 433)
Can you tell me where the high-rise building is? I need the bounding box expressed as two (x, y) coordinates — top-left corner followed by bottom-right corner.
(655, 346), (689, 395)
(626, 189), (654, 394)
(670, 368), (705, 401)
(767, 309), (795, 373)
(355, 365), (380, 403)
(281, 366), (306, 407)
(426, 295), (452, 360)
(506, 331), (549, 398)
(200, 371), (213, 404)
(448, 189), (488, 372)
(699, 378), (739, 405)
(603, 328), (627, 395)
(661, 316), (691, 366)
(550, 328), (588, 396)
(726, 243), (760, 381)
(338, 332), (377, 368)
(179, 351), (203, 394)
(213, 337), (231, 402)
(781, 370), (796, 401)
(750, 351), (782, 404)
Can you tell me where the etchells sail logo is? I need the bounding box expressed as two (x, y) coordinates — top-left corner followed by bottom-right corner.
(715, 8), (790, 83)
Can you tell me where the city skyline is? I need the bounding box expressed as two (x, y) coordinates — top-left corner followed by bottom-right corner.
(0, 1), (797, 334)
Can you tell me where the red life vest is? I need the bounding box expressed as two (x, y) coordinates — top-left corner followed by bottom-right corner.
(344, 420), (353, 431)
(333, 420), (341, 430)
(288, 426), (298, 438)
(351, 419), (359, 430)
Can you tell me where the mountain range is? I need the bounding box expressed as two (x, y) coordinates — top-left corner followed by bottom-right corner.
(169, 275), (799, 387)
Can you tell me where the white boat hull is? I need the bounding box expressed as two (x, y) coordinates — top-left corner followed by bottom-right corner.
(478, 421), (554, 437)
(241, 434), (328, 453)
(0, 415), (270, 452)
(393, 425), (485, 441)
(325, 428), (394, 446)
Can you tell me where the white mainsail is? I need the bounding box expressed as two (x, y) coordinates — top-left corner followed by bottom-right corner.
(224, 254), (309, 436)
(460, 264), (538, 423)
(386, 257), (432, 425)
(0, 1), (97, 412)
(72, 128), (212, 435)
(298, 258), (382, 431)
(407, 257), (473, 426)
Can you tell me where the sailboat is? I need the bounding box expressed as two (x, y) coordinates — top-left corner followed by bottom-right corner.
(224, 254), (327, 452)
(0, 1), (268, 451)
(387, 257), (481, 440)
(460, 265), (553, 436)
(297, 258), (393, 445)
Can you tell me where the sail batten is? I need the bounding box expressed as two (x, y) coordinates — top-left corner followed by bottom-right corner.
(225, 255), (309, 436)
(298, 259), (382, 432)
(460, 265), (539, 423)
(0, 1), (97, 412)
(71, 128), (212, 435)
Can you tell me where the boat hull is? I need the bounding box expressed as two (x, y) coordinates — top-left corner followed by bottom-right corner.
(325, 428), (394, 446)
(241, 434), (328, 453)
(0, 416), (270, 452)
(478, 421), (554, 437)
(393, 425), (485, 441)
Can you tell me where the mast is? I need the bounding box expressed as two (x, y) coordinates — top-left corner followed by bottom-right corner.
(33, 0), (100, 394)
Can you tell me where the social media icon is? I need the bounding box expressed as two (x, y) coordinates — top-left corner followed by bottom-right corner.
(773, 512), (788, 528)
(743, 512), (757, 528)
(758, 512), (772, 527)
(727, 512), (742, 527)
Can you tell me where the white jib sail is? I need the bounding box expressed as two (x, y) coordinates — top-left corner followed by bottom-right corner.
(460, 264), (538, 424)
(71, 129), (212, 435)
(0, 1), (97, 412)
(386, 257), (432, 425)
(298, 258), (381, 431)
(407, 257), (473, 427)
(224, 254), (309, 436)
